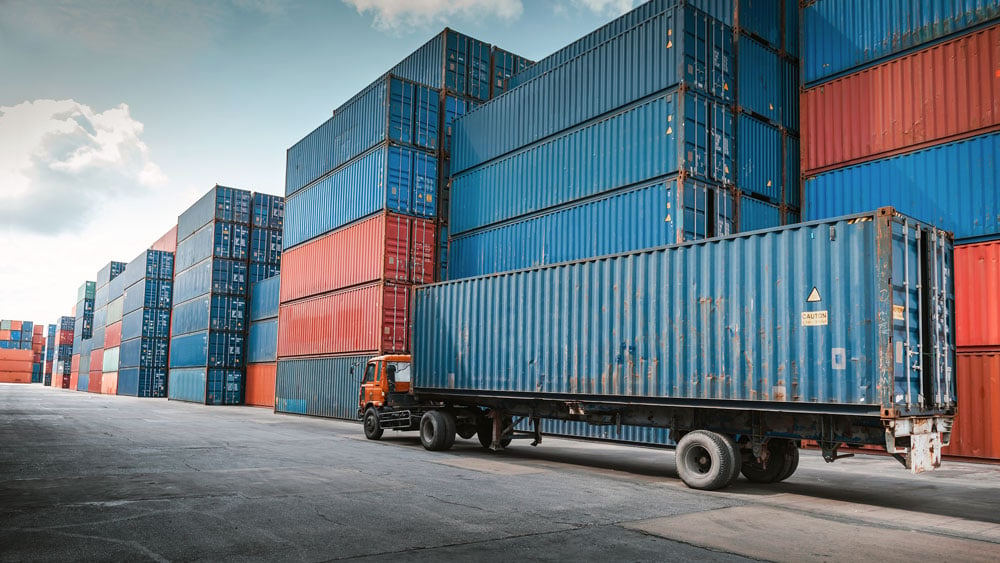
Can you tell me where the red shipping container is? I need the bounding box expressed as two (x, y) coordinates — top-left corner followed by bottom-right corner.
(59, 330), (73, 345)
(280, 213), (436, 303)
(88, 349), (104, 393)
(0, 330), (8, 340)
(104, 321), (122, 348)
(71, 354), (80, 373)
(0, 349), (33, 383)
(802, 24), (1000, 175)
(277, 282), (409, 357)
(956, 241), (1000, 348)
(945, 350), (1000, 460)
(69, 372), (79, 390)
(33, 325), (42, 335)
(45, 360), (52, 374)
(101, 372), (118, 395)
(10, 321), (21, 331)
(151, 224), (178, 253)
(60, 374), (71, 389)
(245, 362), (277, 408)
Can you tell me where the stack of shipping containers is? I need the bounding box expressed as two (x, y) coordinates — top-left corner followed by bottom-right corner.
(71, 282), (95, 391)
(168, 186), (252, 405)
(249, 193), (284, 284)
(29, 323), (43, 382)
(0, 320), (37, 384)
(275, 29), (529, 420)
(445, 0), (798, 444)
(119, 249), (174, 398)
(50, 317), (74, 389)
(800, 1), (1000, 462)
(88, 262), (126, 394)
(101, 270), (126, 394)
(246, 275), (279, 407)
(43, 324), (55, 385)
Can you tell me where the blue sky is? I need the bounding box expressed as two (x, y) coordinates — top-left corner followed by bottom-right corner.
(0, 0), (634, 324)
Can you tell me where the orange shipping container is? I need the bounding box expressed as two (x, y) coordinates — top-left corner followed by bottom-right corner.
(151, 225), (178, 253)
(10, 320), (21, 331)
(277, 282), (409, 357)
(105, 321), (122, 349)
(945, 350), (1000, 461)
(280, 212), (435, 303)
(245, 362), (276, 408)
(101, 372), (118, 395)
(956, 241), (1000, 348)
(802, 24), (1000, 175)
(0, 330), (9, 340)
(33, 325), (42, 335)
(88, 349), (104, 393)
(0, 349), (33, 383)
(0, 371), (32, 383)
(69, 372), (79, 390)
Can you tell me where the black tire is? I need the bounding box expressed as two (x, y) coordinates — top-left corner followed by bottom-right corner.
(420, 410), (456, 451)
(675, 430), (737, 491)
(363, 407), (383, 441)
(716, 433), (743, 486)
(775, 443), (800, 482)
(457, 423), (478, 440)
(741, 439), (790, 483)
(477, 416), (513, 449)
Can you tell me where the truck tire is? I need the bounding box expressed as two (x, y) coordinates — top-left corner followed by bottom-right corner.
(717, 433), (743, 485)
(775, 443), (800, 482)
(457, 423), (478, 440)
(363, 407), (383, 440)
(476, 416), (512, 449)
(420, 410), (456, 451)
(675, 430), (737, 491)
(741, 439), (790, 483)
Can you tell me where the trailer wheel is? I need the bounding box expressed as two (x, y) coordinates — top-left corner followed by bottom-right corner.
(741, 439), (790, 483)
(420, 410), (456, 451)
(775, 443), (800, 482)
(457, 423), (478, 440)
(717, 433), (743, 485)
(363, 407), (383, 440)
(477, 416), (512, 449)
(675, 431), (737, 491)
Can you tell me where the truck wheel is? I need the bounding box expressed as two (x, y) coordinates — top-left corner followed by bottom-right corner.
(775, 443), (800, 482)
(420, 410), (456, 451)
(477, 416), (512, 449)
(457, 423), (478, 440)
(717, 433), (743, 485)
(741, 440), (790, 483)
(675, 430), (737, 490)
(363, 408), (383, 440)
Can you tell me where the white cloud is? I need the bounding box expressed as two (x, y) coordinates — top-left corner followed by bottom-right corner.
(343, 0), (523, 29)
(570, 0), (637, 17)
(0, 99), (167, 234)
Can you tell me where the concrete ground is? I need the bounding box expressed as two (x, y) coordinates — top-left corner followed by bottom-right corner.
(2, 384), (999, 562)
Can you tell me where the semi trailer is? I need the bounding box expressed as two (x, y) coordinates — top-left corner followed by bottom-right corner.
(358, 208), (956, 490)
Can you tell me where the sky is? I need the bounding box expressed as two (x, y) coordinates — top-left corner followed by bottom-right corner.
(0, 0), (638, 325)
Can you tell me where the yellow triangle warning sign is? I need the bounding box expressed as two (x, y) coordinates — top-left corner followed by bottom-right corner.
(807, 287), (821, 302)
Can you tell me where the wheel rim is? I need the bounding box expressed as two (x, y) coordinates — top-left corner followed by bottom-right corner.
(685, 445), (713, 475)
(421, 417), (433, 442)
(365, 413), (377, 434)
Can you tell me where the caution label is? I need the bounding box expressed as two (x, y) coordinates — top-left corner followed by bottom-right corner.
(807, 287), (822, 302)
(802, 311), (829, 326)
(893, 305), (904, 321)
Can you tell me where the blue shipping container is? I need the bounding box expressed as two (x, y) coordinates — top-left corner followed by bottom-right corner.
(248, 263), (281, 285)
(804, 131), (1000, 242)
(284, 76), (440, 197)
(737, 113), (783, 202)
(391, 29), (491, 101)
(447, 178), (733, 279)
(802, 0), (1000, 85)
(252, 192), (285, 230)
(737, 34), (797, 131)
(250, 227), (282, 265)
(177, 185), (252, 243)
(453, 5), (733, 173)
(250, 275), (280, 322)
(168, 367), (207, 403)
(510, 0), (735, 88)
(117, 367), (167, 398)
(739, 195), (781, 232)
(171, 295), (247, 336)
(415, 210), (955, 415)
(489, 47), (532, 97)
(247, 319), (277, 363)
(168, 367), (242, 405)
(284, 143), (438, 249)
(122, 308), (171, 341)
(449, 89), (733, 235)
(119, 337), (169, 369)
(172, 258), (248, 304)
(121, 250), (175, 290)
(175, 221), (249, 272)
(275, 356), (373, 420)
(123, 279), (173, 314)
(169, 330), (245, 368)
(96, 261), (126, 288)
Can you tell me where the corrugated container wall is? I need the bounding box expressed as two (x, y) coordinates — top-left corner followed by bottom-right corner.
(802, 0), (1000, 86)
(151, 225), (178, 253)
(245, 362), (276, 408)
(275, 356), (373, 420)
(802, 24), (1000, 174)
(804, 131), (1000, 241)
(955, 241), (1000, 348)
(944, 351), (1000, 460)
(414, 211), (955, 415)
(250, 275), (280, 322)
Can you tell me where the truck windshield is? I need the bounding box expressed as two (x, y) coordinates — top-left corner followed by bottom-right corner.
(389, 362), (410, 383)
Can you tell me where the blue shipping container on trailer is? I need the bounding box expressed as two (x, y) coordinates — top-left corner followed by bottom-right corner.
(453, 4), (733, 174)
(802, 0), (1000, 86)
(414, 209), (954, 419)
(449, 88), (733, 235)
(284, 76), (440, 197)
(250, 275), (280, 322)
(804, 131), (1000, 242)
(275, 356), (374, 420)
(283, 143), (438, 249)
(447, 177), (733, 280)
